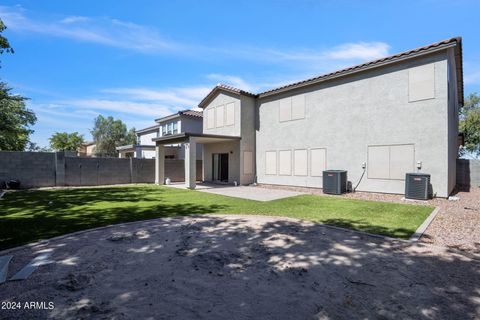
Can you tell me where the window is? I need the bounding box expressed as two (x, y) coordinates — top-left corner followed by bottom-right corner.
(216, 105), (225, 127)
(279, 150), (292, 175)
(310, 148), (327, 176)
(173, 122), (178, 134)
(409, 63), (435, 102)
(243, 151), (253, 175)
(265, 151), (277, 175)
(207, 108), (215, 129)
(225, 102), (235, 126)
(368, 144), (414, 180)
(294, 149), (308, 176)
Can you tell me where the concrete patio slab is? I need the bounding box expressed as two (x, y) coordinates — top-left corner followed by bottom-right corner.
(166, 183), (304, 201)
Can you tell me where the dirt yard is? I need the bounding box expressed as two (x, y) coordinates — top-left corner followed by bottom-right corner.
(0, 215), (478, 319)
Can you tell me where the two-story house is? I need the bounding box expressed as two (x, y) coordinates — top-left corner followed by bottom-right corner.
(117, 109), (203, 159)
(153, 37), (463, 198)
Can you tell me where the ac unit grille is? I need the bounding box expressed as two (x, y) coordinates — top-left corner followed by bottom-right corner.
(405, 173), (432, 200)
(323, 170), (347, 195)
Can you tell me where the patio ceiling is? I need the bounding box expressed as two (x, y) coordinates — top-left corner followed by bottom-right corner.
(152, 132), (241, 145)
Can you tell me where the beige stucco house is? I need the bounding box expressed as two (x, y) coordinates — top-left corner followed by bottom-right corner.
(153, 37), (463, 198)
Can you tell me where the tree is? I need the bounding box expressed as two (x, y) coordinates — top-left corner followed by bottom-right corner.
(0, 19), (37, 151)
(26, 142), (52, 152)
(0, 19), (14, 58)
(459, 93), (480, 157)
(0, 83), (37, 151)
(90, 115), (136, 157)
(49, 132), (85, 151)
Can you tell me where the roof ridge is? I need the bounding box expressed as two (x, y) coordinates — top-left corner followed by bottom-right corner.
(258, 37), (462, 97)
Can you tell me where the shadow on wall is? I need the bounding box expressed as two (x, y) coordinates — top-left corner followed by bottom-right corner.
(0, 215), (478, 319)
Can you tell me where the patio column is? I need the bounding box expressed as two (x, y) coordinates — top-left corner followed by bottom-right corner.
(184, 138), (196, 189)
(155, 144), (165, 185)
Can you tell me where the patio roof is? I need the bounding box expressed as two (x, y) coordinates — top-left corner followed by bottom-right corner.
(152, 132), (241, 145)
(116, 144), (156, 151)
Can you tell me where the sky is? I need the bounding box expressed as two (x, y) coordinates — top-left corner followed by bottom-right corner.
(0, 0), (479, 147)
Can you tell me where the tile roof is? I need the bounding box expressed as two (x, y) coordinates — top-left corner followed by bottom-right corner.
(258, 37), (463, 103)
(197, 37), (463, 107)
(179, 109), (203, 118)
(198, 84), (256, 108)
(154, 109), (203, 123)
(135, 124), (160, 134)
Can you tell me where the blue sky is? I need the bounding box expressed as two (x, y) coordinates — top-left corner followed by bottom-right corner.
(1, 0), (479, 147)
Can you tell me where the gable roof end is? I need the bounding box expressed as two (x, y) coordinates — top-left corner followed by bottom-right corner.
(198, 84), (256, 108)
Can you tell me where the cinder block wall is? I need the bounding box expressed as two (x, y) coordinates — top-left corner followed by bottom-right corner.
(0, 151), (56, 188)
(457, 159), (480, 187)
(164, 160), (203, 182)
(0, 151), (203, 188)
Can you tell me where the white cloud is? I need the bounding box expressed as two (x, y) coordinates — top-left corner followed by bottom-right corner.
(65, 99), (174, 117)
(324, 42), (390, 60)
(0, 6), (177, 53)
(60, 16), (90, 24)
(206, 74), (257, 92)
(101, 86), (211, 107)
(0, 5), (390, 66)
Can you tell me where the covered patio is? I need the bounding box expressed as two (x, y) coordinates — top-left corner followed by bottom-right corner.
(152, 132), (241, 189)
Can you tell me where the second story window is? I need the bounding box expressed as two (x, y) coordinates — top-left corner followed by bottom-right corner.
(173, 122), (178, 134)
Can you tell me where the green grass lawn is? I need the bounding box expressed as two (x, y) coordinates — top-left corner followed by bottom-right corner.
(0, 185), (433, 250)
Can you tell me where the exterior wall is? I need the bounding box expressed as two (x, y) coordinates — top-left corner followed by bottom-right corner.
(202, 92), (255, 185)
(203, 92), (241, 137)
(203, 141), (240, 184)
(181, 115), (203, 133)
(139, 131), (157, 146)
(0, 151), (56, 188)
(239, 95), (256, 185)
(85, 144), (96, 156)
(256, 51), (452, 197)
(447, 47), (460, 194)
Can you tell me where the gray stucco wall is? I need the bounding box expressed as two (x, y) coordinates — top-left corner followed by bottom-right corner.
(201, 92), (256, 185)
(256, 51), (453, 197)
(447, 47), (460, 193)
(203, 141), (240, 183)
(239, 95), (256, 185)
(203, 92), (241, 137)
(0, 151), (56, 188)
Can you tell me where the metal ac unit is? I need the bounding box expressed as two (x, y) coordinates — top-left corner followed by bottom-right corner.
(323, 170), (347, 195)
(405, 173), (432, 200)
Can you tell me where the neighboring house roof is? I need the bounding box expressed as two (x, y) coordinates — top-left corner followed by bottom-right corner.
(136, 124), (160, 135)
(198, 37), (464, 107)
(198, 84), (256, 108)
(81, 141), (95, 146)
(155, 109), (203, 123)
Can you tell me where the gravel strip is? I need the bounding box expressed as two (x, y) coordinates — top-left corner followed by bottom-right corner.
(258, 184), (480, 255)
